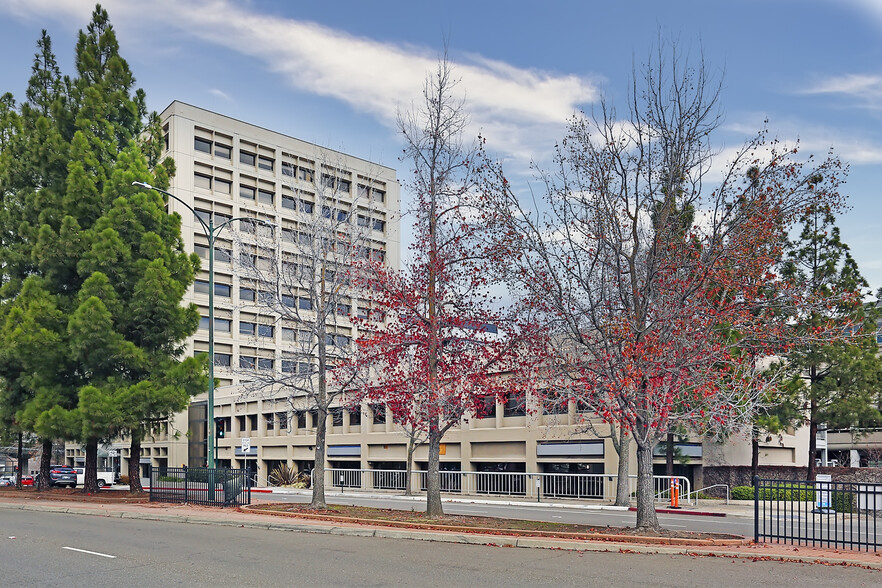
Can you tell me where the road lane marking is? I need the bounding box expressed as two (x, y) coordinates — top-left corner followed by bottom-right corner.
(62, 546), (116, 559)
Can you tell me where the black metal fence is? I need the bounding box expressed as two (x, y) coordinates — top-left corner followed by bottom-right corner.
(754, 477), (881, 551)
(149, 466), (251, 507)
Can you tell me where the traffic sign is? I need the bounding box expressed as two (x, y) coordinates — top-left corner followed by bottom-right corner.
(241, 437), (251, 453)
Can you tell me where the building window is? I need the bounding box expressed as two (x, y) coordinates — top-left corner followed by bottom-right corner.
(373, 219), (385, 232)
(357, 215), (370, 228)
(215, 178), (232, 195)
(215, 283), (231, 298)
(240, 287), (256, 302)
(240, 185), (256, 200)
(258, 357), (274, 370)
(337, 179), (351, 193)
(258, 155), (274, 172)
(214, 143), (231, 159)
(282, 162), (295, 177)
(240, 151), (256, 166)
(298, 167), (313, 182)
(282, 195), (296, 210)
(373, 189), (385, 203)
(239, 355), (256, 369)
(214, 318), (232, 333)
(282, 327), (296, 342)
(240, 321), (256, 336)
(194, 137), (211, 153)
(281, 294), (295, 308)
(503, 392), (526, 417)
(331, 407), (344, 427)
(213, 353), (231, 367)
(194, 173), (211, 190)
(258, 324), (274, 338)
(194, 280), (210, 294)
(298, 297), (312, 311)
(258, 189), (274, 206)
(300, 200), (314, 214)
(281, 359), (295, 373)
(372, 405), (386, 425)
(348, 409), (361, 427)
(296, 411), (307, 428)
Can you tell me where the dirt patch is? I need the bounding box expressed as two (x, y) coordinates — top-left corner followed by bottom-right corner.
(242, 503), (747, 545)
(0, 487), (149, 503)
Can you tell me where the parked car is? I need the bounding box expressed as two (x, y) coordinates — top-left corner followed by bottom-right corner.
(73, 467), (115, 488)
(0, 478), (13, 487)
(20, 475), (34, 486)
(47, 465), (77, 488)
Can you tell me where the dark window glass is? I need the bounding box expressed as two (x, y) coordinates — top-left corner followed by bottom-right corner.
(240, 322), (256, 336)
(240, 151), (256, 166)
(214, 143), (231, 159)
(282, 195), (296, 210)
(331, 407), (344, 427)
(258, 156), (274, 171)
(258, 324), (274, 337)
(282, 162), (295, 177)
(282, 294), (295, 307)
(348, 409), (361, 426)
(215, 178), (232, 195)
(194, 137), (211, 153)
(240, 287), (256, 302)
(372, 405), (386, 425)
(194, 280), (210, 294)
(298, 168), (313, 182)
(214, 353), (231, 367)
(373, 219), (385, 232)
(300, 201), (314, 214)
(240, 355), (256, 369)
(281, 359), (295, 373)
(215, 283), (231, 297)
(240, 185), (256, 200)
(298, 297), (312, 311)
(258, 189), (274, 205)
(257, 357), (274, 370)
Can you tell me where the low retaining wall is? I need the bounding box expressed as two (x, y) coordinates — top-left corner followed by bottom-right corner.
(703, 465), (882, 494)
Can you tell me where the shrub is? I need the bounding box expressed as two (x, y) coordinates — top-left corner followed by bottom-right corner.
(732, 485), (816, 501)
(269, 464), (297, 486)
(731, 486), (754, 500)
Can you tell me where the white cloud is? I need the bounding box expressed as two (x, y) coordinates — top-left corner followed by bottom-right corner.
(800, 73), (882, 110)
(208, 88), (233, 102)
(0, 0), (597, 163)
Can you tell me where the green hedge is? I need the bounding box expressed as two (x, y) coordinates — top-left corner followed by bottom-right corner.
(733, 484), (854, 513)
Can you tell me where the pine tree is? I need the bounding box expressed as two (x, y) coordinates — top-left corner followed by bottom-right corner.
(779, 192), (882, 480)
(0, 5), (205, 494)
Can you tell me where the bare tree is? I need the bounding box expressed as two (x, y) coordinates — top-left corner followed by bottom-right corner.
(231, 153), (385, 509)
(481, 42), (847, 529)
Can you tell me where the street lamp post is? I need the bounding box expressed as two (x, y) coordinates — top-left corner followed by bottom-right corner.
(132, 181), (271, 469)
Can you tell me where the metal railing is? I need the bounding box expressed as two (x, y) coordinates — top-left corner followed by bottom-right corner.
(684, 484), (730, 506)
(754, 477), (881, 551)
(149, 466), (251, 507)
(324, 468), (690, 504)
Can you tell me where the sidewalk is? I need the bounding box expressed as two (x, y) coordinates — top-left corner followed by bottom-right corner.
(248, 485), (757, 518)
(1, 492), (879, 569)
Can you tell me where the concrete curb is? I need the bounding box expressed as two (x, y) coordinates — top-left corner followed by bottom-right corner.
(2, 500), (879, 569)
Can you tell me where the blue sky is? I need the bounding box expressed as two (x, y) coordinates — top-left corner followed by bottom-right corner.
(2, 0), (882, 288)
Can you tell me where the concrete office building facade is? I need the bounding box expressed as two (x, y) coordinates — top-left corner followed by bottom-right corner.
(66, 102), (815, 490)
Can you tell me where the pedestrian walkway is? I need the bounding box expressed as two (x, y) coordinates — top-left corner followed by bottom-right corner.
(1, 492), (878, 569)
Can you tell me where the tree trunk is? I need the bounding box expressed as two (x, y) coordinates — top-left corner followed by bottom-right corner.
(635, 442), (659, 530)
(309, 408), (328, 509)
(665, 432), (675, 477)
(426, 425), (443, 517)
(751, 425), (760, 482)
(405, 435), (415, 497)
(614, 429), (631, 507)
(37, 439), (51, 491)
(128, 428), (144, 494)
(82, 437), (100, 494)
(16, 432), (25, 490)
(807, 411), (818, 482)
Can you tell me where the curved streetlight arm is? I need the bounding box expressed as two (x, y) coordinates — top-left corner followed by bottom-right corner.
(132, 181), (212, 237)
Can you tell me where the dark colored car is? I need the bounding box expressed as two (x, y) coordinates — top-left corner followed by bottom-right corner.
(48, 465), (77, 488)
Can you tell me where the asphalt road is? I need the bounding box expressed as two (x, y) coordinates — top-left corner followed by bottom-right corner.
(1, 509), (878, 587)
(266, 492), (758, 536)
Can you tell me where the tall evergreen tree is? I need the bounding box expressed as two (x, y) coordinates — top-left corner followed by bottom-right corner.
(779, 192), (882, 480)
(0, 5), (205, 493)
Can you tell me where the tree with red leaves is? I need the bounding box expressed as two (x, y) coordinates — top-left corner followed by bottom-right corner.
(351, 57), (540, 517)
(480, 43), (850, 530)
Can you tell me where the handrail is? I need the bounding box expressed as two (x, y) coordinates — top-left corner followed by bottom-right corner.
(683, 483), (729, 506)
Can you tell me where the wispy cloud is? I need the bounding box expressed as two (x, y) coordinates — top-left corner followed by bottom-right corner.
(800, 73), (882, 110)
(208, 88), (233, 103)
(1, 0), (598, 163)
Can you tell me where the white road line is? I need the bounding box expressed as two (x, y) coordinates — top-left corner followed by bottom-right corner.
(62, 546), (116, 559)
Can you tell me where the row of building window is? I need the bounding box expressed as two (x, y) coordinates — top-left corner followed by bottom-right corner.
(197, 317), (351, 347)
(194, 137), (387, 205)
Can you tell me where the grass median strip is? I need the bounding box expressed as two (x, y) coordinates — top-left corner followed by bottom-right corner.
(243, 503), (748, 545)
